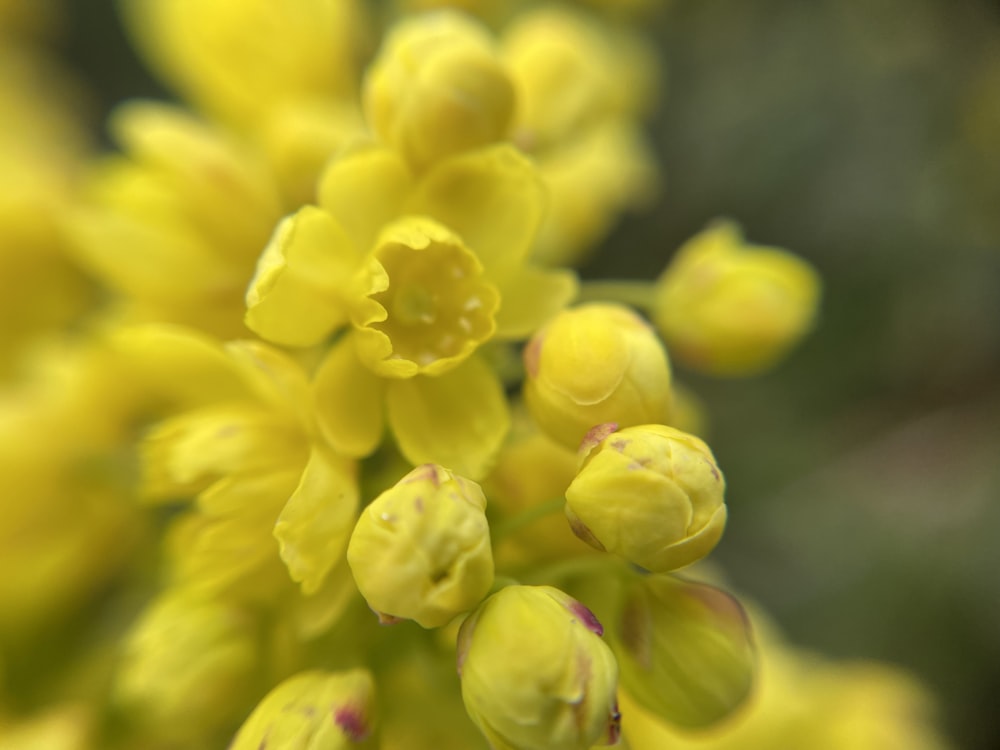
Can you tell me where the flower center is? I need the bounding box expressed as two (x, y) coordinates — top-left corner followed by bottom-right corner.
(366, 222), (499, 374)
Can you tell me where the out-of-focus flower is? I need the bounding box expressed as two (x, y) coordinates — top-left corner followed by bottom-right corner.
(0, 704), (93, 750)
(613, 575), (754, 728)
(347, 464), (493, 628)
(365, 11), (515, 170)
(229, 669), (376, 750)
(503, 6), (659, 266)
(653, 220), (821, 377)
(118, 326), (358, 631)
(458, 585), (620, 750)
(523, 304), (672, 450)
(0, 334), (139, 633)
(119, 0), (370, 130)
(113, 588), (259, 743)
(69, 104), (283, 339)
(621, 610), (952, 750)
(484, 408), (593, 566)
(0, 44), (94, 375)
(565, 423), (726, 572)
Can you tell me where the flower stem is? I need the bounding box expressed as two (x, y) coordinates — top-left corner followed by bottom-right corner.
(490, 497), (565, 544)
(577, 279), (658, 312)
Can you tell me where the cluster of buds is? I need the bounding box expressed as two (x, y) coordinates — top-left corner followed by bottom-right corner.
(0, 1), (952, 750)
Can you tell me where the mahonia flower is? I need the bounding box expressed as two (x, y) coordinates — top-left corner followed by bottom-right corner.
(565, 423), (727, 572)
(458, 585), (620, 750)
(118, 325), (358, 631)
(230, 669), (376, 750)
(364, 11), (515, 169)
(69, 103), (284, 339)
(119, 0), (370, 130)
(0, 334), (139, 631)
(0, 705), (93, 750)
(347, 464), (493, 628)
(113, 587), (259, 743)
(653, 220), (822, 376)
(0, 43), (94, 375)
(621, 606), (952, 750)
(613, 575), (755, 728)
(523, 303), (673, 450)
(248, 143), (574, 477)
(502, 6), (659, 266)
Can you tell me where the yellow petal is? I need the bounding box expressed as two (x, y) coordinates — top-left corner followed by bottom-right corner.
(406, 144), (545, 271)
(274, 446), (359, 596)
(493, 265), (578, 340)
(313, 335), (387, 457)
(109, 324), (250, 409)
(386, 355), (509, 480)
(225, 340), (314, 432)
(245, 206), (358, 347)
(317, 143), (414, 253)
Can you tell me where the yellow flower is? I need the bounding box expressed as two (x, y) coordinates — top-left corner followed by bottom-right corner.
(0, 333), (139, 632)
(621, 607), (952, 750)
(653, 220), (821, 376)
(69, 103), (283, 339)
(119, 0), (370, 129)
(613, 575), (755, 728)
(113, 588), (259, 743)
(502, 6), (659, 266)
(458, 585), (620, 750)
(118, 325), (358, 627)
(0, 44), (94, 375)
(230, 669), (377, 750)
(565, 424), (726, 572)
(0, 705), (93, 750)
(523, 303), (672, 450)
(347, 464), (493, 628)
(247, 143), (574, 477)
(364, 11), (515, 169)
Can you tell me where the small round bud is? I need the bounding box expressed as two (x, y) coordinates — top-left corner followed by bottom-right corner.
(565, 424), (726, 572)
(363, 12), (515, 169)
(113, 589), (258, 741)
(229, 669), (376, 750)
(653, 220), (821, 376)
(347, 464), (493, 628)
(523, 303), (672, 450)
(614, 575), (754, 728)
(457, 585), (620, 750)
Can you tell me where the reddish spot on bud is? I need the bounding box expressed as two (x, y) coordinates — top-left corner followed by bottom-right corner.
(376, 611), (404, 625)
(333, 706), (369, 742)
(579, 423), (618, 458)
(404, 464), (440, 486)
(414, 496), (424, 513)
(607, 701), (622, 744)
(568, 601), (604, 636)
(568, 514), (606, 551)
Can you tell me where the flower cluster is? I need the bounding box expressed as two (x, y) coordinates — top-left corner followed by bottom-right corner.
(0, 1), (952, 749)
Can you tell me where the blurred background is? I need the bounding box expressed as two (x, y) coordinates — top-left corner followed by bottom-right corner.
(40, 0), (1000, 747)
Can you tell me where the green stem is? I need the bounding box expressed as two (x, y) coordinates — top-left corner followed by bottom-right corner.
(490, 497), (565, 544)
(577, 279), (658, 312)
(527, 556), (628, 587)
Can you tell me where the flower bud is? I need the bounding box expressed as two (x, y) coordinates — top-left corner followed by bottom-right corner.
(229, 669), (376, 750)
(653, 220), (821, 376)
(523, 303), (672, 450)
(457, 585), (620, 750)
(613, 575), (754, 728)
(347, 464), (493, 628)
(565, 424), (726, 572)
(113, 588), (258, 741)
(364, 12), (515, 169)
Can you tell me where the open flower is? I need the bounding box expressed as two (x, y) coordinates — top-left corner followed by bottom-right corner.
(118, 325), (359, 634)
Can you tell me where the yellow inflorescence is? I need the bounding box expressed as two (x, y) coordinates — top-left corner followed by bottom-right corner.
(0, 3), (952, 750)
